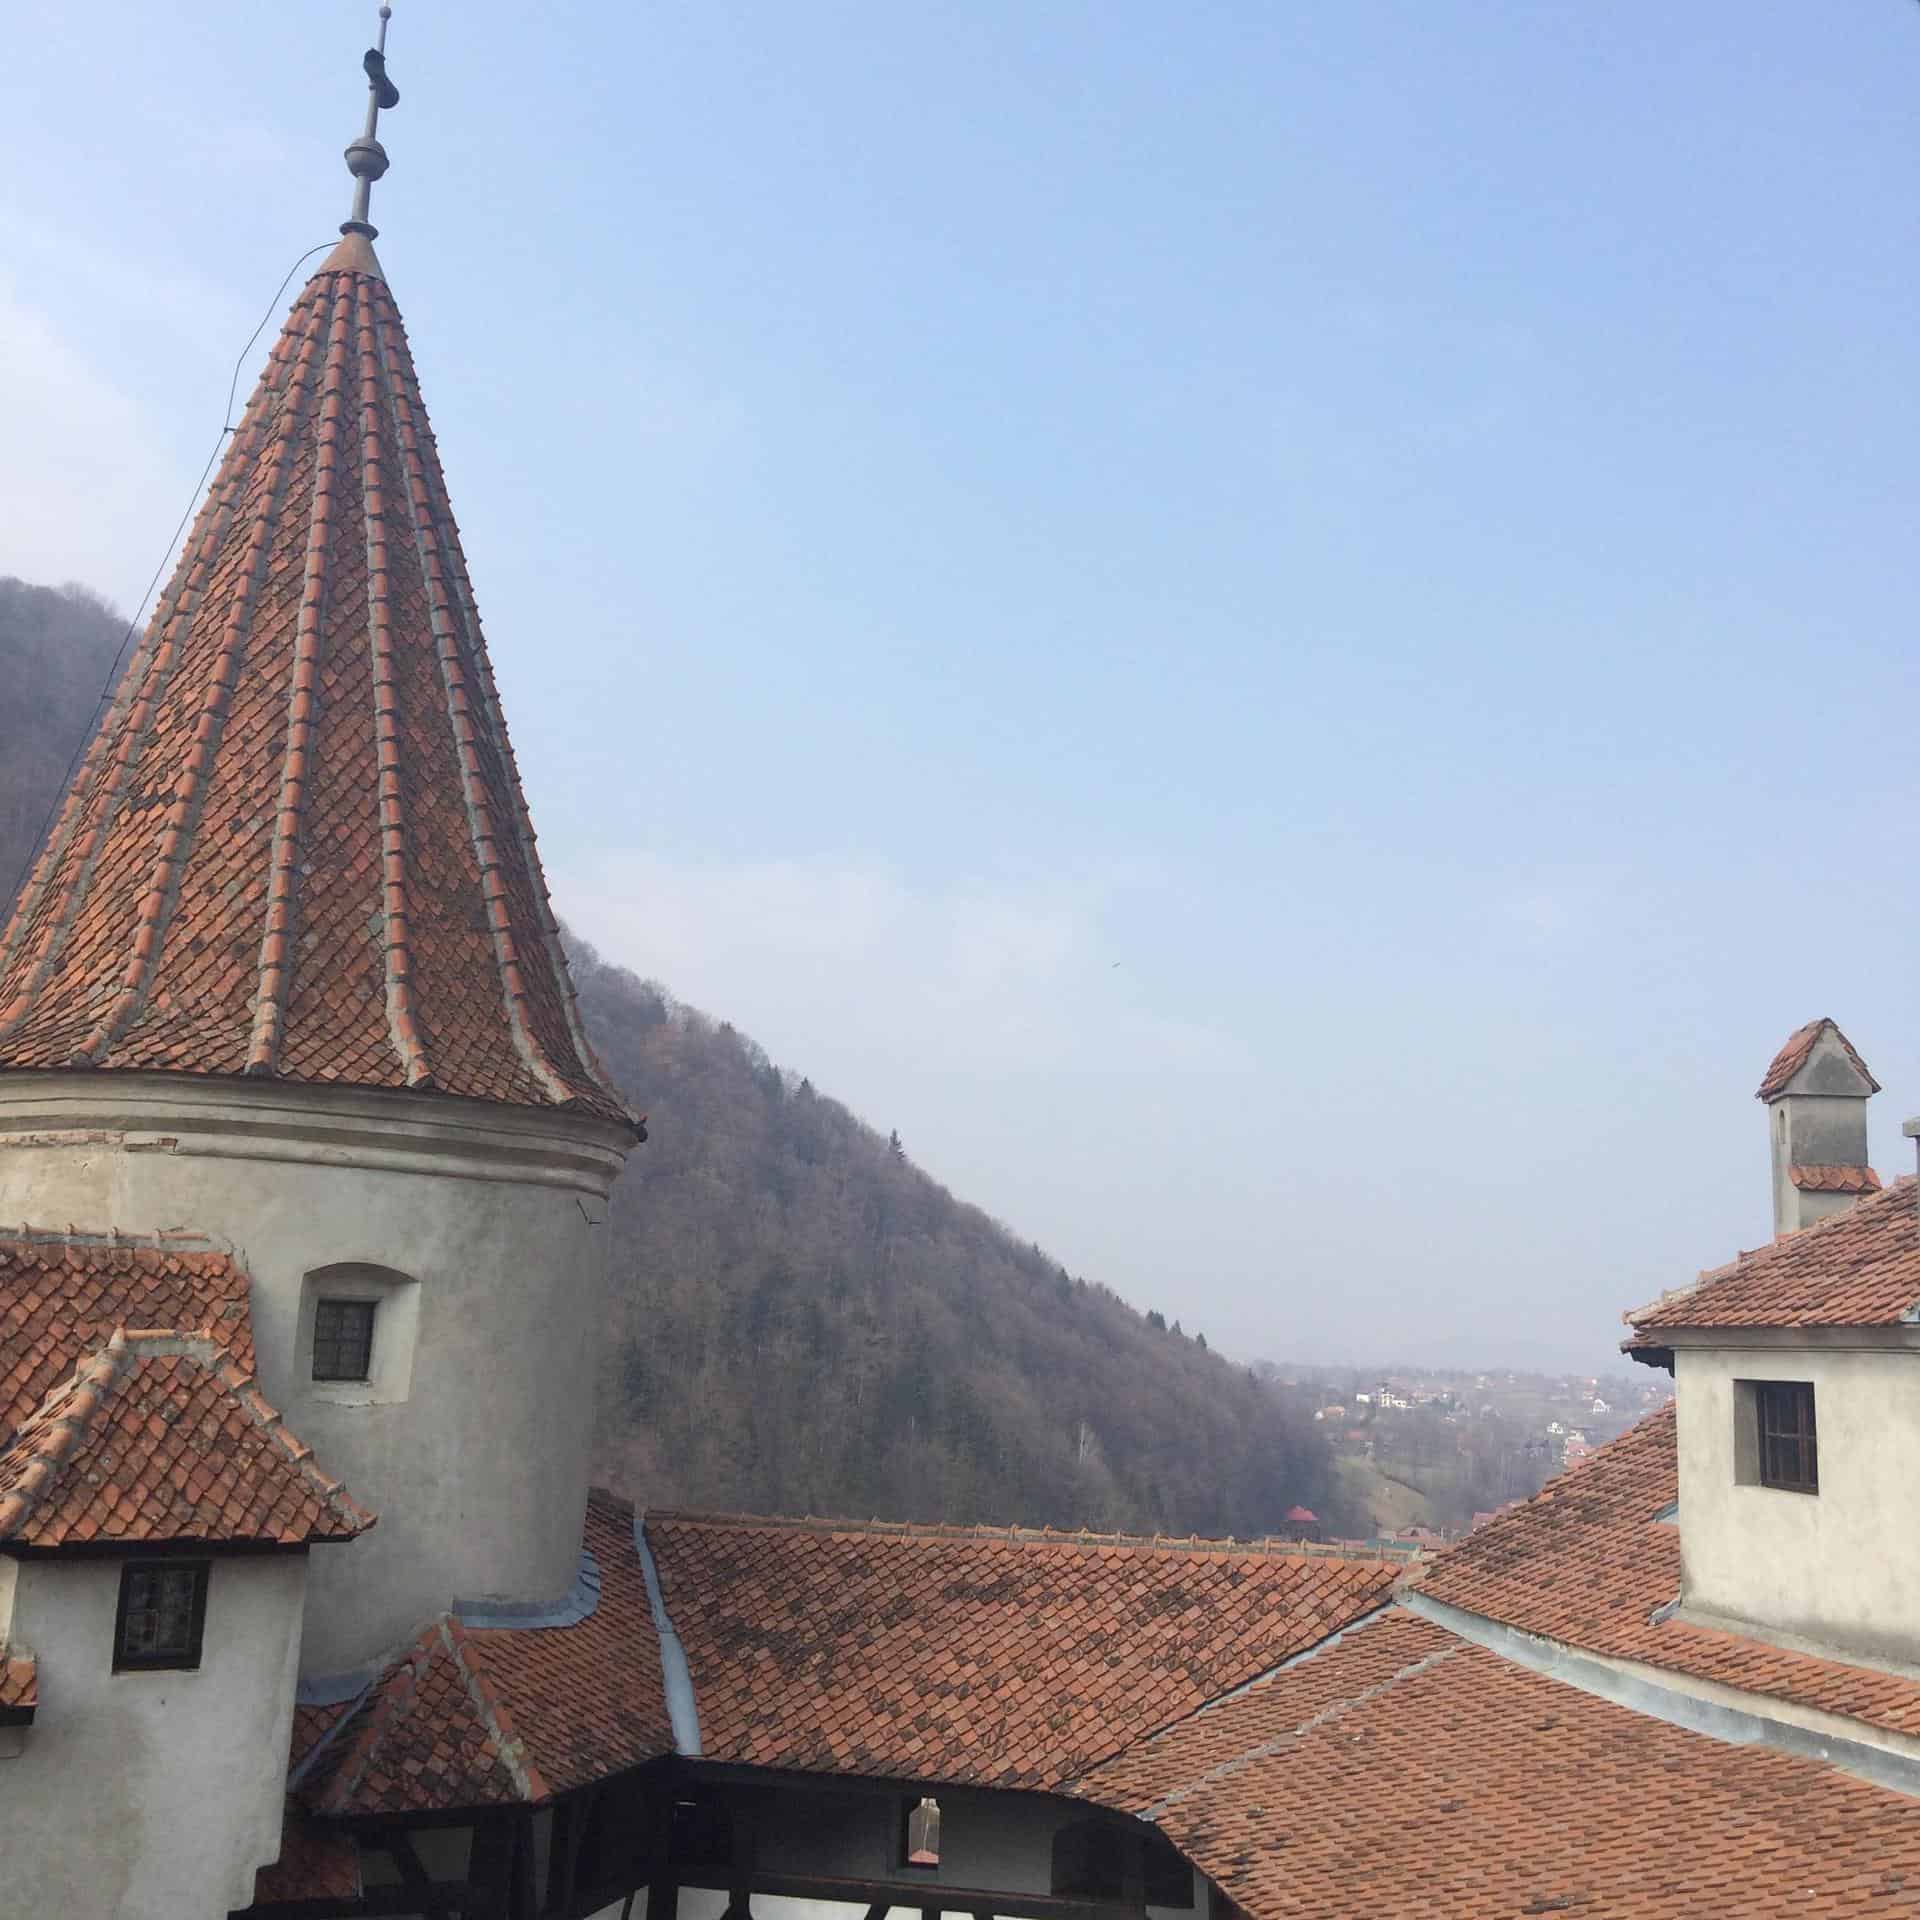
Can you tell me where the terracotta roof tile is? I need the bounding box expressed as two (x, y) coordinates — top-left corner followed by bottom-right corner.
(1756, 1016), (1880, 1100)
(301, 1493), (671, 1815)
(304, 1617), (532, 1816)
(0, 1649), (36, 1720)
(0, 245), (633, 1131)
(1790, 1162), (1882, 1194)
(1628, 1175), (1919, 1335)
(0, 1328), (372, 1549)
(1421, 1404), (1920, 1746)
(646, 1508), (1404, 1790)
(1077, 1608), (1920, 1918)
(0, 1227), (253, 1431)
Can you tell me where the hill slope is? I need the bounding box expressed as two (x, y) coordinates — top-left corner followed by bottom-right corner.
(0, 579), (126, 905)
(576, 950), (1336, 1534)
(0, 573), (1339, 1538)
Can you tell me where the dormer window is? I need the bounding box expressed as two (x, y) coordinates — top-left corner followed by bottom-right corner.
(114, 1560), (209, 1671)
(1756, 1381), (1818, 1494)
(312, 1298), (377, 1383)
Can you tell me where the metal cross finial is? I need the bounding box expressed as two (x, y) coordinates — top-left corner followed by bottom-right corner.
(342, 3), (400, 239)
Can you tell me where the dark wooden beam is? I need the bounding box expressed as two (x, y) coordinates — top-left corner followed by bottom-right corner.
(683, 1761), (1087, 1816)
(384, 1830), (433, 1892)
(240, 1886), (506, 1919)
(675, 1864), (1141, 1920)
(646, 1785), (680, 1920)
(1119, 1830), (1145, 1912)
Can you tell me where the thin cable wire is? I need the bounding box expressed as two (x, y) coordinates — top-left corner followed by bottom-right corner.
(2, 238), (337, 923)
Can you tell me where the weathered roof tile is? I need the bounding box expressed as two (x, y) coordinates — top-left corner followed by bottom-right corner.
(0, 248), (632, 1130)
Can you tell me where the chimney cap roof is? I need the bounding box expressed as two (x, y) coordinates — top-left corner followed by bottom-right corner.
(1756, 1018), (1880, 1102)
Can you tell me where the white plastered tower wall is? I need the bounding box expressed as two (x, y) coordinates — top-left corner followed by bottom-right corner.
(0, 1550), (306, 1918)
(0, 1070), (630, 1675)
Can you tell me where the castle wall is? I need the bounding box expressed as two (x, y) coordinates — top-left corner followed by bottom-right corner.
(0, 1071), (632, 1675)
(0, 1550), (305, 1918)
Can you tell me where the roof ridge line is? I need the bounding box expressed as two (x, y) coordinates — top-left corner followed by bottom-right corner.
(1, 1324), (371, 1546)
(641, 1506), (1407, 1563)
(207, 1349), (375, 1536)
(1136, 1628), (1466, 1820)
(0, 1331), (128, 1539)
(352, 273), (433, 1088)
(444, 1618), (551, 1802)
(1072, 1596), (1406, 1786)
(0, 1224), (238, 1255)
(371, 289), (572, 1106)
(424, 397), (626, 1113)
(73, 284), (327, 1066)
(247, 272), (355, 1078)
(310, 1622), (438, 1814)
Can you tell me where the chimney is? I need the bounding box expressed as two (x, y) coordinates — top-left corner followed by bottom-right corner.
(1756, 1018), (1881, 1237)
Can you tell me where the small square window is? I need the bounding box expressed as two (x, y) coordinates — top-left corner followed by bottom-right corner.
(115, 1560), (209, 1671)
(1757, 1381), (1818, 1493)
(312, 1299), (377, 1383)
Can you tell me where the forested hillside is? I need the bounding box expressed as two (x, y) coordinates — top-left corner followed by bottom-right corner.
(577, 950), (1338, 1535)
(0, 580), (126, 904)
(0, 573), (1342, 1539)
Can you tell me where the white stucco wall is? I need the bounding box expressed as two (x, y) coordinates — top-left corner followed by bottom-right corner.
(0, 1551), (305, 1918)
(0, 1072), (633, 1673)
(1676, 1343), (1920, 1664)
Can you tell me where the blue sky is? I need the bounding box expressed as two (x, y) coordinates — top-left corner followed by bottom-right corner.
(4, 2), (1918, 1371)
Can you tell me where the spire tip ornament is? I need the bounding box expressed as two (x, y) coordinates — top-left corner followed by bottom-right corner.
(342, 4), (399, 240)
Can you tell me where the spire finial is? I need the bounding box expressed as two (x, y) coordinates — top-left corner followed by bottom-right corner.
(342, 4), (399, 240)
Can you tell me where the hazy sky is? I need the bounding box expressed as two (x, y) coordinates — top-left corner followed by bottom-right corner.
(5, 3), (1918, 1373)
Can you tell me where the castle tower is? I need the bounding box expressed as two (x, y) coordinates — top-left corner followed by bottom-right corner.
(0, 30), (640, 1676)
(1756, 1017), (1879, 1238)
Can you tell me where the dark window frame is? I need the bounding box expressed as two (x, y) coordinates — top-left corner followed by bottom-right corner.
(1756, 1380), (1818, 1494)
(312, 1297), (379, 1384)
(113, 1558), (210, 1672)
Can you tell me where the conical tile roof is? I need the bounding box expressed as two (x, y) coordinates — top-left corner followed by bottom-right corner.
(0, 237), (632, 1128)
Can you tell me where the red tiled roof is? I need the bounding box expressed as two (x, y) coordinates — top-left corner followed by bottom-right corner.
(1756, 1016), (1879, 1100)
(1790, 1162), (1882, 1194)
(291, 1699), (351, 1774)
(305, 1616), (534, 1815)
(301, 1493), (671, 1815)
(646, 1509), (1404, 1790)
(1420, 1405), (1920, 1745)
(0, 1328), (372, 1549)
(1628, 1175), (1919, 1335)
(0, 1228), (253, 1431)
(0, 1650), (35, 1720)
(1077, 1607), (1920, 1919)
(0, 238), (632, 1131)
